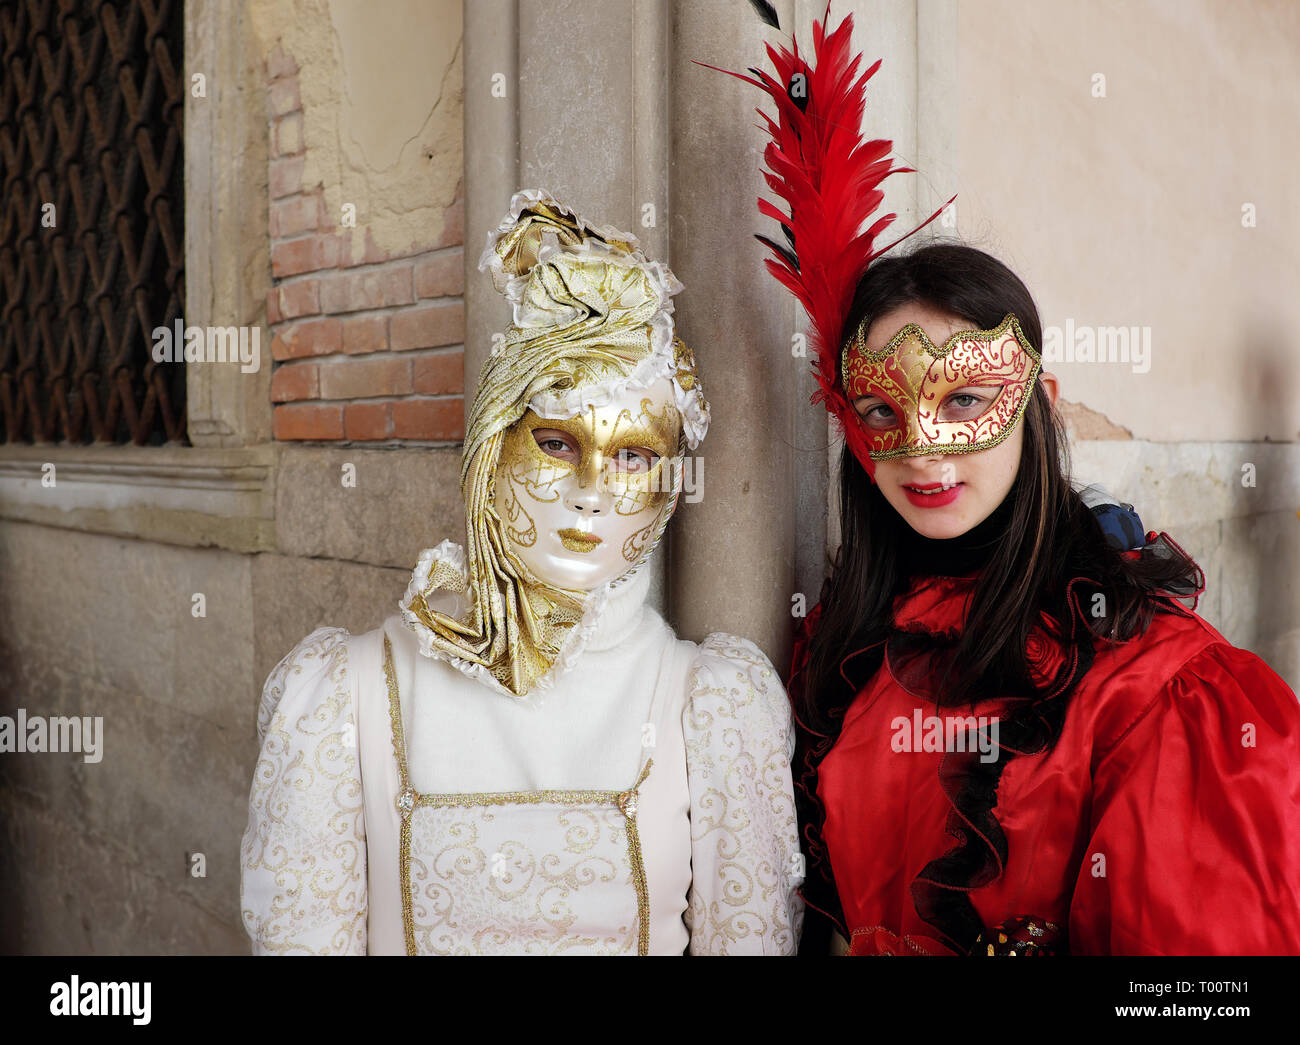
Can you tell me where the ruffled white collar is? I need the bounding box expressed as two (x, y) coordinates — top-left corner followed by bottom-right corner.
(399, 540), (654, 701)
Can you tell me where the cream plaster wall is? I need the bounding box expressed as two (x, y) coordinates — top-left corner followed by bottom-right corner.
(248, 0), (463, 260)
(954, 0), (1299, 443)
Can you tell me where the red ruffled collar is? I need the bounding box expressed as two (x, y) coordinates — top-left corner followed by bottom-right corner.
(889, 573), (1069, 692)
(891, 574), (977, 633)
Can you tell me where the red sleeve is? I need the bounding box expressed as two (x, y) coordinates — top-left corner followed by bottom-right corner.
(1069, 643), (1300, 954)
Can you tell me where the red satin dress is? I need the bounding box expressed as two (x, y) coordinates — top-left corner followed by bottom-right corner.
(798, 573), (1300, 955)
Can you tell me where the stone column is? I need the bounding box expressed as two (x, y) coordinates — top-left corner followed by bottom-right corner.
(186, 0), (272, 446)
(464, 0), (671, 391)
(666, 0), (805, 667)
(463, 0), (519, 410)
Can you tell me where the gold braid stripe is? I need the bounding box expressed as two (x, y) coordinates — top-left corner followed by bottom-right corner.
(619, 760), (654, 956)
(381, 635), (419, 955)
(383, 635), (411, 789)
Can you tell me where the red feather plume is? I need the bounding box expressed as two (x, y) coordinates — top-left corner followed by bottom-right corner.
(698, 2), (954, 477)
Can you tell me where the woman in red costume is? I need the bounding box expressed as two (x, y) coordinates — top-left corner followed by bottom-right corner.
(791, 244), (1300, 956)
(716, 2), (1300, 955)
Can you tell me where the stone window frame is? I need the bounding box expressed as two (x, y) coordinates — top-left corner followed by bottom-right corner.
(0, 3), (276, 554)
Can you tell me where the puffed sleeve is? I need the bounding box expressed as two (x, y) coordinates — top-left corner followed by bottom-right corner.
(240, 627), (367, 955)
(682, 633), (804, 954)
(1070, 643), (1300, 954)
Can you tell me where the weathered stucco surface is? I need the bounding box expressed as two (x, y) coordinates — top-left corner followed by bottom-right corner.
(249, 0), (464, 261)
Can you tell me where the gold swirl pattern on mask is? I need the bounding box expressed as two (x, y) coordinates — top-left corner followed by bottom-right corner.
(621, 516), (659, 565)
(608, 401), (679, 507)
(502, 401), (679, 520)
(918, 331), (1032, 446)
(497, 481), (538, 548)
(848, 351), (918, 457)
(501, 422), (568, 503)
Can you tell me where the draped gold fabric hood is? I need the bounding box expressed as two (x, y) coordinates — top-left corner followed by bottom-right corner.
(399, 190), (709, 698)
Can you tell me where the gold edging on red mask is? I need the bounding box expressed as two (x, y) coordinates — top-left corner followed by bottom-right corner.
(841, 313), (1042, 460)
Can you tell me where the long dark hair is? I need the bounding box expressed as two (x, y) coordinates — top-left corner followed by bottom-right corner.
(792, 243), (1202, 953)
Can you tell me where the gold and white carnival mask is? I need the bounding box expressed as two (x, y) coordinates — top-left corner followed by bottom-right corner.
(400, 190), (709, 698)
(495, 377), (682, 592)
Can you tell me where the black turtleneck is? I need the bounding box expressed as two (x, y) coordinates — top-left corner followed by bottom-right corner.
(895, 490), (1016, 580)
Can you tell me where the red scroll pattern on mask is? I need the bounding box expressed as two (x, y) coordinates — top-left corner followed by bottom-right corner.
(842, 317), (1040, 460)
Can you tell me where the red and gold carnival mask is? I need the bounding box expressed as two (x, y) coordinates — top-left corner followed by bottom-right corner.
(840, 314), (1041, 461)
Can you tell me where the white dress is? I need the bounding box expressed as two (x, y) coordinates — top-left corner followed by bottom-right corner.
(239, 558), (804, 954)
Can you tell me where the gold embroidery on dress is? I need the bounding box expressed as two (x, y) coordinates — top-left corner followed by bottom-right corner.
(383, 635), (653, 955)
(681, 635), (802, 955)
(241, 629), (367, 954)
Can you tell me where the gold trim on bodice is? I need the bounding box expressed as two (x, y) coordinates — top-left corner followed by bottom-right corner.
(382, 634), (654, 955)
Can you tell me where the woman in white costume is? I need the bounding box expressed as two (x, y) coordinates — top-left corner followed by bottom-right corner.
(240, 191), (804, 955)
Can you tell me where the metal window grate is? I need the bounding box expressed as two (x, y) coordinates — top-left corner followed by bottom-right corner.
(0, 0), (185, 446)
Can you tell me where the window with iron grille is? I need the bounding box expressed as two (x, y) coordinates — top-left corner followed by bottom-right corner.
(0, 0), (185, 446)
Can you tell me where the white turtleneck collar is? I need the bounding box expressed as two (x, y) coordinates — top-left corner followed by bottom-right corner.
(398, 541), (662, 699)
(585, 563), (655, 653)
(404, 552), (678, 794)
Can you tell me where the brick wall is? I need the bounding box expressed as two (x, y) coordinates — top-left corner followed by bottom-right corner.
(262, 47), (465, 444)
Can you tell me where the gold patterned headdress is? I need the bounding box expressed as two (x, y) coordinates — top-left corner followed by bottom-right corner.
(399, 190), (709, 698)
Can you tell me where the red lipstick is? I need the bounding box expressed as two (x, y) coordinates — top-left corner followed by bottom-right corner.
(901, 481), (963, 508)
